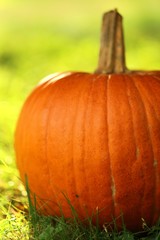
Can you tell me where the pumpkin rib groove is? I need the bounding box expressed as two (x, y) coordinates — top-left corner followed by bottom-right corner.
(80, 73), (98, 217)
(131, 76), (156, 224)
(123, 75), (156, 226)
(143, 76), (160, 124)
(31, 85), (56, 205)
(106, 75), (116, 218)
(44, 79), (66, 213)
(124, 76), (145, 158)
(71, 73), (92, 218)
(68, 73), (94, 218)
(111, 75), (143, 228)
(124, 76), (142, 215)
(134, 76), (160, 223)
(144, 76), (160, 122)
(96, 74), (115, 221)
(70, 73), (86, 217)
(97, 74), (115, 222)
(137, 78), (158, 225)
(64, 73), (85, 216)
(32, 86), (52, 212)
(83, 74), (99, 216)
(140, 78), (160, 130)
(124, 76), (137, 155)
(80, 73), (116, 223)
(58, 73), (87, 215)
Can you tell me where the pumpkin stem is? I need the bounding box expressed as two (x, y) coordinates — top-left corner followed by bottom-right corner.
(96, 9), (127, 74)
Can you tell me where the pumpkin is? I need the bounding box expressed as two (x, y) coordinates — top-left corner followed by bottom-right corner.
(14, 10), (160, 231)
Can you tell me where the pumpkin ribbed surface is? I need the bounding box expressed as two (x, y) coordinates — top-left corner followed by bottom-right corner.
(15, 71), (160, 230)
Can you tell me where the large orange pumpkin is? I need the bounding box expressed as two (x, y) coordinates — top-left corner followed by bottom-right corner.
(15, 10), (160, 231)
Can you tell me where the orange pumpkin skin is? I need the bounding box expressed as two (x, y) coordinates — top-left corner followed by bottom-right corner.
(15, 71), (160, 231)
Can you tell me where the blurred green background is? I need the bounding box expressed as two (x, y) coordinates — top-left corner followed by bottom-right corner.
(0, 0), (160, 202)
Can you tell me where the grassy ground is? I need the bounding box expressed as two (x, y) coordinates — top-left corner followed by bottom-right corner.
(0, 0), (160, 239)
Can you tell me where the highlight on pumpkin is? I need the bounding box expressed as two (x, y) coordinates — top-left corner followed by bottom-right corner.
(38, 72), (73, 86)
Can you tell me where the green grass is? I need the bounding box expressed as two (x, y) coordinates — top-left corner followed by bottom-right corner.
(1, 181), (160, 239)
(0, 0), (160, 239)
